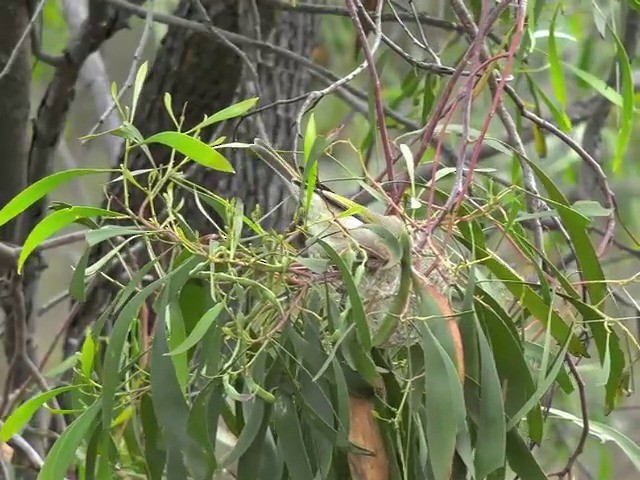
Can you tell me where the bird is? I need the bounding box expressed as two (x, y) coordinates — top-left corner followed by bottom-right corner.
(249, 137), (464, 377)
(249, 138), (407, 269)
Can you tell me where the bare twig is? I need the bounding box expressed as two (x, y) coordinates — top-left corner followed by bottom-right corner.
(264, 0), (492, 39)
(550, 356), (590, 478)
(1, 422), (45, 471)
(61, 0), (122, 159)
(0, 0), (46, 81)
(85, 2), (154, 139)
(346, 0), (398, 200)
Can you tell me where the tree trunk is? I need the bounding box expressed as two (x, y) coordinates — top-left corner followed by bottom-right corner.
(0, 1), (31, 246)
(66, 0), (315, 359)
(65, 2), (391, 478)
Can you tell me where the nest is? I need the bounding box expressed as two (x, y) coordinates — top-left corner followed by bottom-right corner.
(358, 235), (458, 348)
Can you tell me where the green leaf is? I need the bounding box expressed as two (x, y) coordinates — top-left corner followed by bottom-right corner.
(163, 92), (179, 128)
(38, 399), (102, 480)
(303, 117), (326, 215)
(151, 296), (214, 480)
(303, 114), (317, 162)
(19, 206), (124, 273)
(273, 395), (315, 479)
(235, 401), (274, 480)
(1, 385), (80, 441)
(140, 394), (166, 480)
(505, 429), (547, 480)
(550, 408), (640, 471)
(101, 256), (201, 432)
(143, 131), (235, 172)
(222, 397), (268, 467)
(80, 333), (97, 380)
(570, 200), (612, 218)
(187, 381), (219, 473)
(85, 226), (149, 246)
(0, 169), (112, 230)
(69, 248), (91, 303)
(564, 63), (623, 107)
(457, 237), (584, 356)
(548, 6), (566, 109)
(520, 158), (622, 407)
(166, 300), (189, 393)
(506, 333), (571, 430)
(418, 321), (466, 480)
(167, 302), (225, 356)
(474, 316), (506, 478)
(131, 61), (148, 120)
(317, 240), (371, 351)
(188, 97), (258, 132)
(611, 27), (634, 171)
(475, 294), (543, 443)
(529, 77), (572, 132)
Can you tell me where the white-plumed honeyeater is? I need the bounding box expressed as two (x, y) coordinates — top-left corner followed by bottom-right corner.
(249, 137), (462, 369)
(249, 138), (408, 268)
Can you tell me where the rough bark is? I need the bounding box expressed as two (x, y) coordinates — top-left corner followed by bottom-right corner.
(0, 0), (31, 245)
(2, 2), (145, 397)
(65, 0), (316, 354)
(0, 0), (35, 410)
(66, 3), (392, 478)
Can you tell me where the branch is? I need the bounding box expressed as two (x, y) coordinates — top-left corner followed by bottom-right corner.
(578, 8), (640, 198)
(61, 0), (123, 159)
(347, 0), (397, 199)
(264, 0), (485, 37)
(21, 1), (131, 238)
(102, 0), (431, 131)
(550, 357), (589, 479)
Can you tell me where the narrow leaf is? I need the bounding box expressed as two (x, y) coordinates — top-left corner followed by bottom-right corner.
(19, 207), (124, 272)
(38, 399), (102, 480)
(144, 131), (235, 172)
(0, 169), (111, 229)
(166, 303), (225, 356)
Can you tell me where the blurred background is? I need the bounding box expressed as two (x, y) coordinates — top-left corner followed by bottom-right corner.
(9, 1), (640, 478)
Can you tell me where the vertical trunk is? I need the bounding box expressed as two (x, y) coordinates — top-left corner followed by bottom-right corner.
(0, 0), (31, 244)
(65, 0), (318, 354)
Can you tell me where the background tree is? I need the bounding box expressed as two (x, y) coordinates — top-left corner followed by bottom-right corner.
(1, 1), (640, 479)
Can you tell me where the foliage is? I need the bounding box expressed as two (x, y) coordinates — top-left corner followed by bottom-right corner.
(2, 1), (640, 480)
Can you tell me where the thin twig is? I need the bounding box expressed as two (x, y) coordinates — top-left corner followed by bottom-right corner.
(550, 356), (589, 478)
(347, 0), (398, 200)
(0, 0), (46, 81)
(85, 2), (155, 138)
(1, 422), (45, 470)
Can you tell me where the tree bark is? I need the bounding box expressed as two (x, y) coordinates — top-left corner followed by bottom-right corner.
(0, 0), (31, 245)
(66, 3), (392, 478)
(65, 0), (317, 354)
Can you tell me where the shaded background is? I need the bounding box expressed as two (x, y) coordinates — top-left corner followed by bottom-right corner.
(4, 1), (640, 478)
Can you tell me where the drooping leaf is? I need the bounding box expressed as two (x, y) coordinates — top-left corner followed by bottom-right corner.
(19, 206), (125, 272)
(189, 97), (258, 132)
(166, 302), (225, 356)
(611, 26), (634, 171)
(151, 291), (214, 480)
(143, 131), (234, 172)
(550, 408), (640, 471)
(101, 256), (202, 432)
(38, 399), (102, 480)
(0, 169), (112, 229)
(272, 394), (315, 479)
(505, 429), (547, 480)
(474, 316), (506, 478)
(1, 385), (81, 441)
